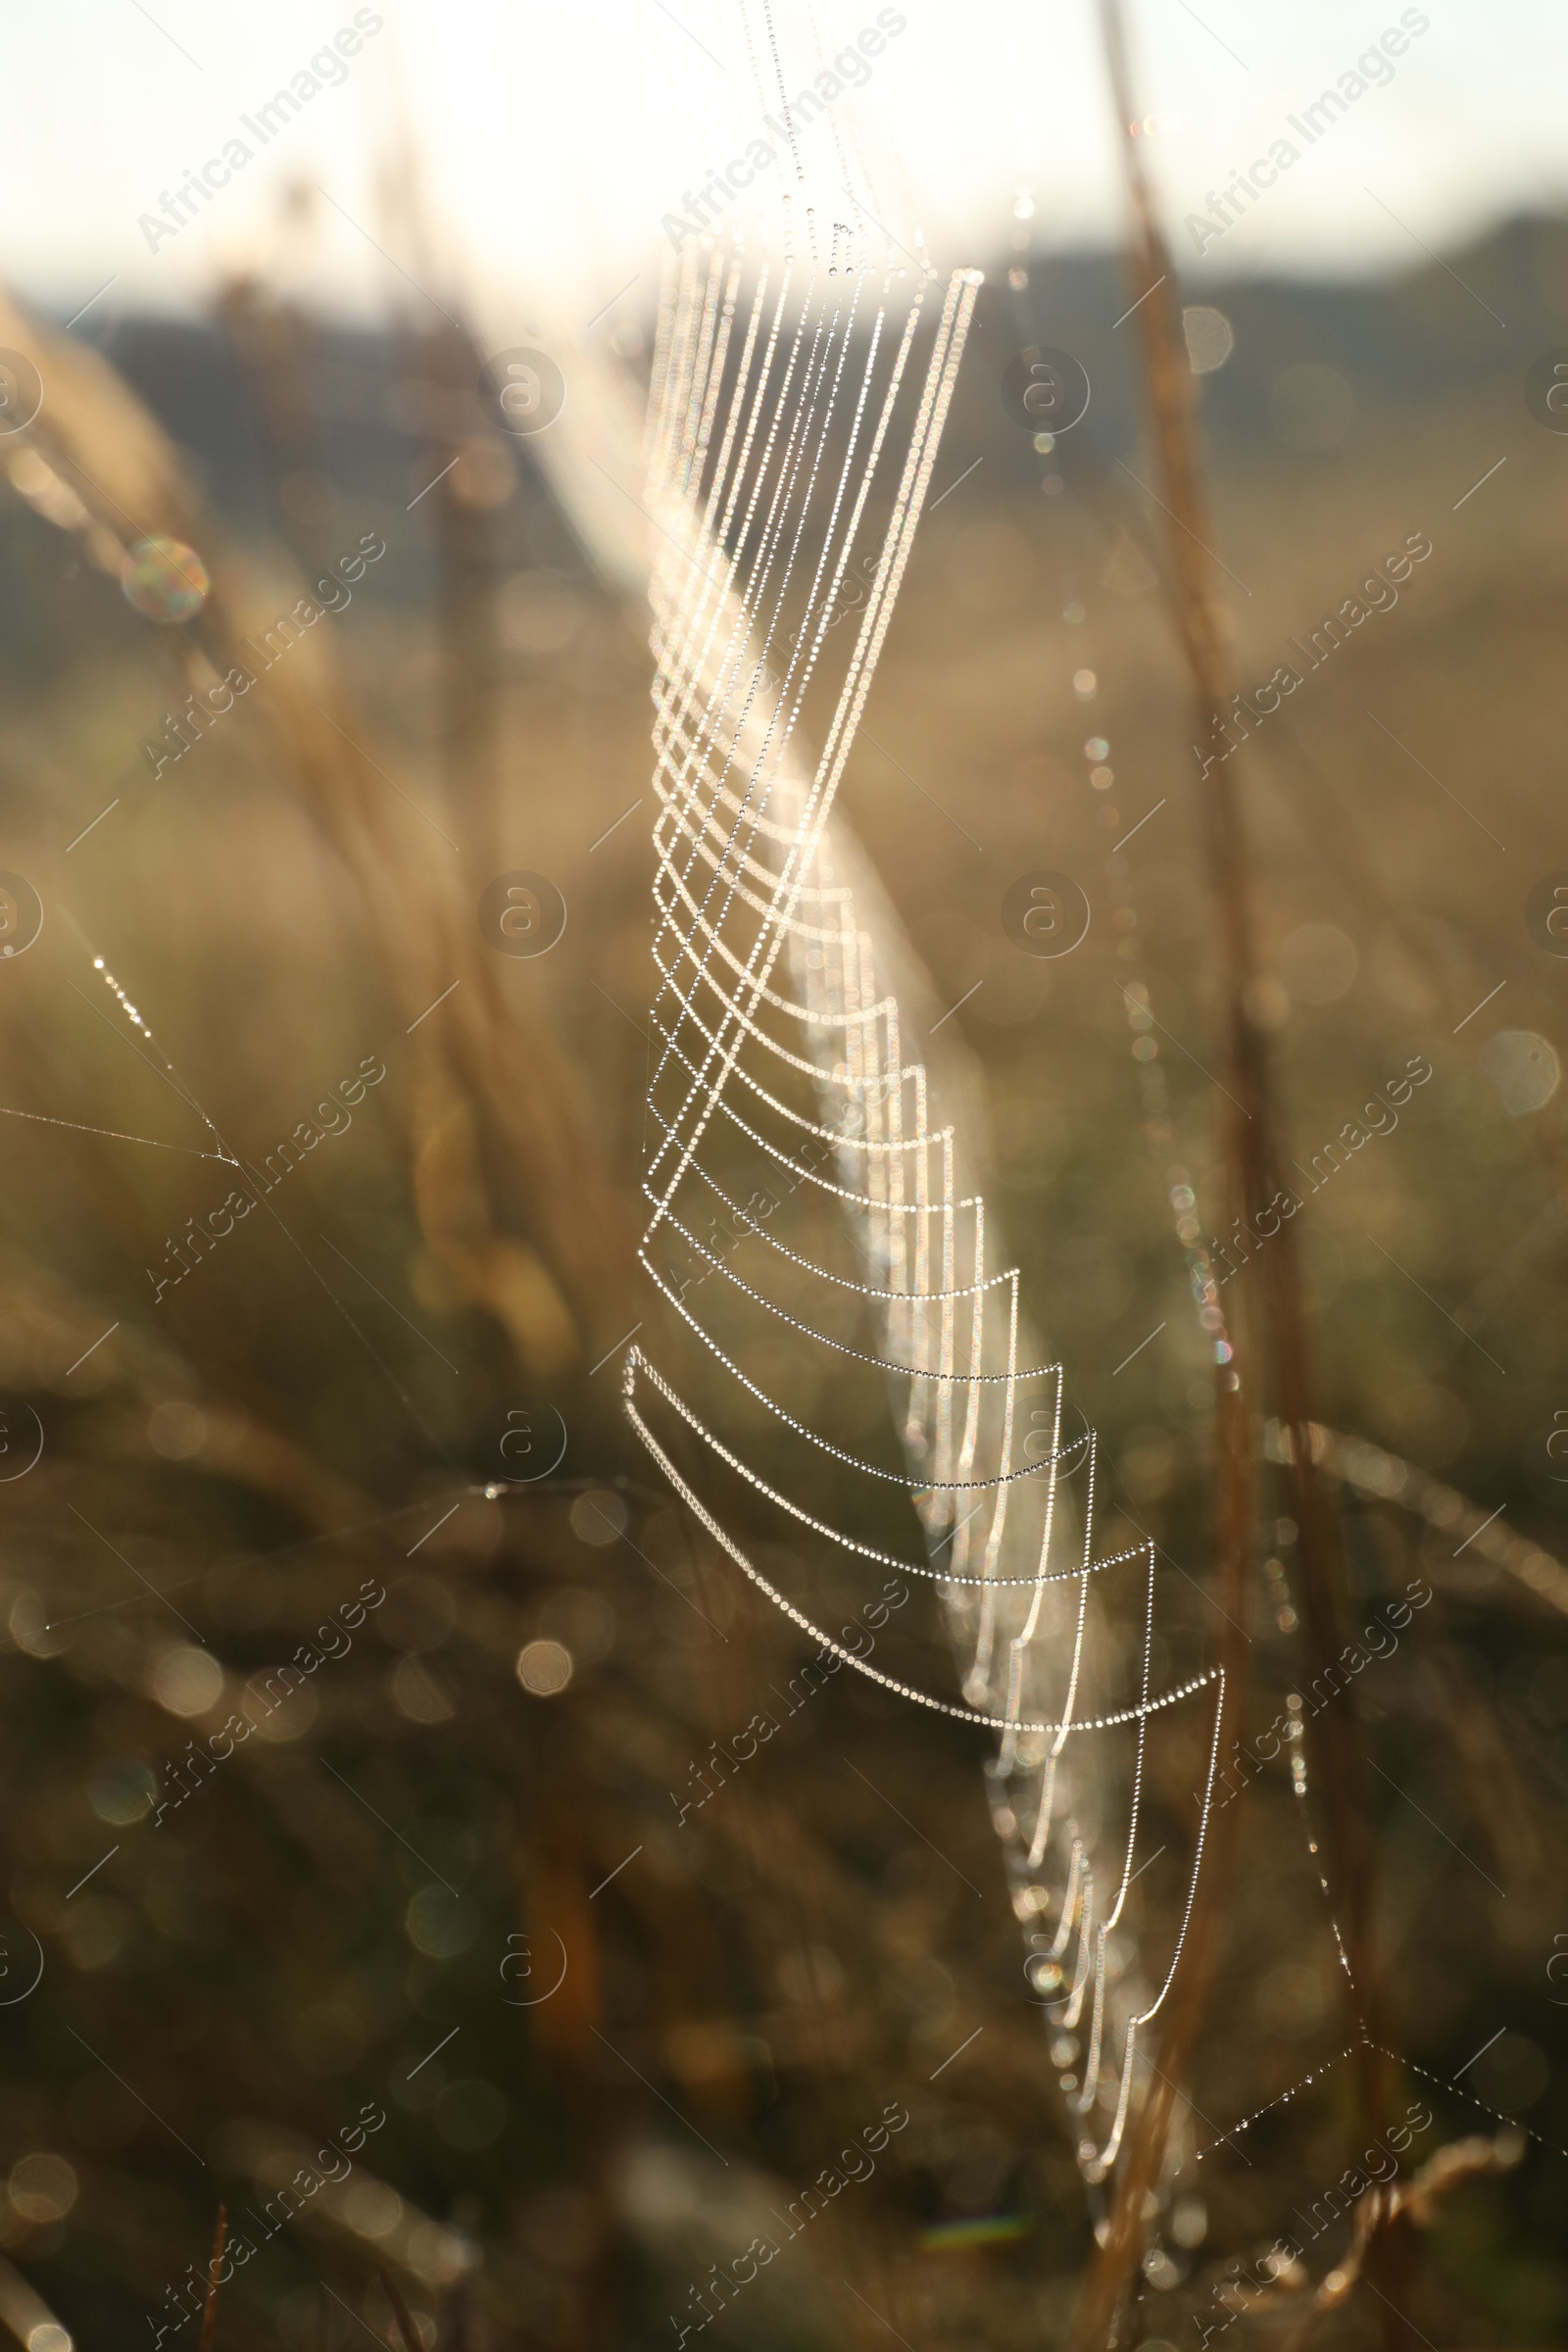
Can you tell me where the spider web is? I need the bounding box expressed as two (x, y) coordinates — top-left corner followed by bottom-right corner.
(622, 218), (1225, 2187)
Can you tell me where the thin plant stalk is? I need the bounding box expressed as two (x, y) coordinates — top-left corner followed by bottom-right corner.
(1073, 5), (1410, 2345)
(379, 2266), (423, 2352)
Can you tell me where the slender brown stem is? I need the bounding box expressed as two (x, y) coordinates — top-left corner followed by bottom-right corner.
(379, 2266), (423, 2352)
(1070, 6), (1410, 2346)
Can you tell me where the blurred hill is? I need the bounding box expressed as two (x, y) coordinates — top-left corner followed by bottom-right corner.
(12, 208), (1562, 604)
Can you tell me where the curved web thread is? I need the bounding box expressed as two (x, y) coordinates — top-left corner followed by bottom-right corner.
(624, 223), (1224, 2189)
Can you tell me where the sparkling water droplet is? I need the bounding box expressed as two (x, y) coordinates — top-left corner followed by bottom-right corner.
(122, 536), (210, 624)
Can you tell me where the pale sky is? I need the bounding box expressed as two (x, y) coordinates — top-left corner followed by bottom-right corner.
(2, 1), (1561, 327)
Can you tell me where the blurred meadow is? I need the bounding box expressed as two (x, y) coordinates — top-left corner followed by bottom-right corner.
(0, 87), (1564, 2352)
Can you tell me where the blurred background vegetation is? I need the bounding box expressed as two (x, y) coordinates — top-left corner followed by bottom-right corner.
(0, 174), (1564, 2352)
